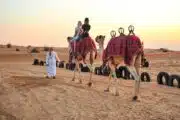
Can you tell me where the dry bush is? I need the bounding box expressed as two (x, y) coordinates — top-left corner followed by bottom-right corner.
(16, 48), (20, 51)
(160, 48), (169, 52)
(27, 45), (31, 49)
(7, 43), (12, 48)
(44, 46), (49, 51)
(31, 47), (40, 53)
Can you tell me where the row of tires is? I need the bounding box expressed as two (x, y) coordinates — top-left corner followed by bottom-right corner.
(33, 59), (46, 66)
(33, 59), (151, 82)
(157, 72), (180, 88)
(32, 59), (65, 68)
(33, 59), (180, 88)
(33, 59), (90, 72)
(95, 65), (151, 82)
(65, 63), (90, 72)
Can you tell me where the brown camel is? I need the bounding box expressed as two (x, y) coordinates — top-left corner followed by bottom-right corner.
(70, 36), (98, 87)
(103, 25), (143, 101)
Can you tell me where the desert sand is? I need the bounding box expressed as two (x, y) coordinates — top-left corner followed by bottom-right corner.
(0, 45), (180, 120)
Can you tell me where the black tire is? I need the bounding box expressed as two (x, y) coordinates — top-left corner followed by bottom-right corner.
(117, 66), (135, 80)
(94, 67), (98, 74)
(79, 63), (83, 68)
(169, 74), (180, 88)
(81, 64), (90, 72)
(56, 61), (59, 67)
(59, 62), (64, 68)
(39, 60), (44, 66)
(129, 73), (135, 80)
(70, 63), (76, 70)
(116, 69), (121, 78)
(66, 63), (69, 69)
(97, 67), (102, 75)
(144, 61), (149, 67)
(126, 68), (135, 80)
(119, 66), (129, 79)
(33, 59), (39, 65)
(157, 72), (170, 85)
(61, 63), (65, 68)
(141, 72), (151, 82)
(102, 66), (110, 76)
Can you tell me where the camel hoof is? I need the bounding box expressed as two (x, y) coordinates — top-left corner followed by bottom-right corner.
(72, 78), (75, 81)
(104, 88), (110, 92)
(87, 82), (92, 87)
(132, 96), (138, 101)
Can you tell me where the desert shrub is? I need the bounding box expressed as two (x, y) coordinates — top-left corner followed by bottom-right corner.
(160, 48), (169, 52)
(44, 46), (49, 51)
(27, 45), (31, 49)
(16, 48), (20, 51)
(31, 47), (40, 53)
(7, 43), (12, 48)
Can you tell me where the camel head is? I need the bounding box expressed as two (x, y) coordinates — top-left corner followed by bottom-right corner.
(95, 35), (105, 49)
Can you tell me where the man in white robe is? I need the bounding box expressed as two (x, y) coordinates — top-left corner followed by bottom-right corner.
(46, 47), (60, 79)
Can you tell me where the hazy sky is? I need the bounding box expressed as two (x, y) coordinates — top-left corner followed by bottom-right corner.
(0, 0), (180, 50)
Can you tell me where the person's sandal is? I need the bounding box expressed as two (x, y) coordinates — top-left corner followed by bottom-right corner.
(46, 76), (50, 79)
(53, 76), (56, 79)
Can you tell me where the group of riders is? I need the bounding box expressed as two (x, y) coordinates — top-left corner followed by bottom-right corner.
(67, 18), (91, 52)
(46, 17), (143, 101)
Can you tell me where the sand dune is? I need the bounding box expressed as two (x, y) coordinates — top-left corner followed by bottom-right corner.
(0, 45), (180, 120)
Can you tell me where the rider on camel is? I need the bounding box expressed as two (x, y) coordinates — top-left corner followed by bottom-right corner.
(71, 21), (83, 41)
(81, 17), (91, 39)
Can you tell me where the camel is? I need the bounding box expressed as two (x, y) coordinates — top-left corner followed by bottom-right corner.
(103, 25), (143, 101)
(70, 35), (98, 87)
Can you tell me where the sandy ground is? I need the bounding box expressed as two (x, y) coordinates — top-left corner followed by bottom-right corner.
(0, 45), (180, 120)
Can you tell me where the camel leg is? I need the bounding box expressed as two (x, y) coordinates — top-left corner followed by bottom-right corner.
(72, 60), (77, 81)
(133, 54), (141, 100)
(111, 65), (119, 96)
(104, 71), (112, 92)
(128, 54), (141, 101)
(77, 60), (82, 84)
(105, 59), (119, 95)
(87, 63), (93, 87)
(87, 52), (94, 87)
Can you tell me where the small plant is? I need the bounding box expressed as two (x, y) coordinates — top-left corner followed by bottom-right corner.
(31, 47), (40, 53)
(44, 46), (49, 51)
(16, 48), (20, 51)
(7, 43), (12, 48)
(27, 45), (31, 49)
(160, 48), (169, 52)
